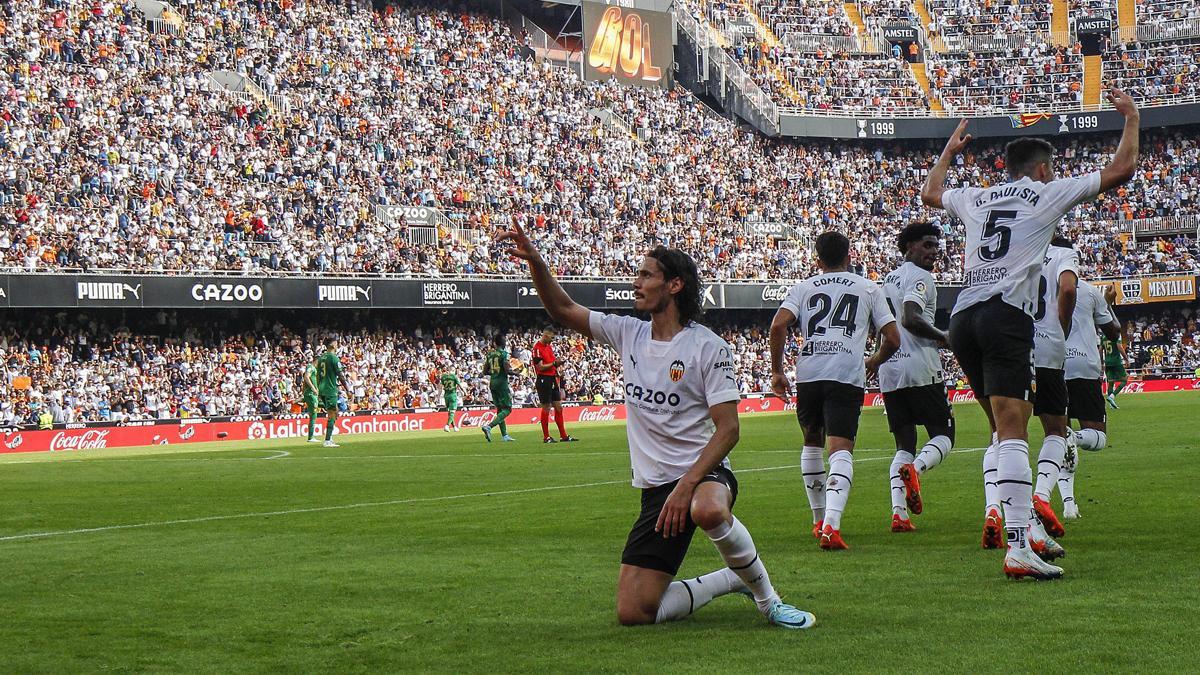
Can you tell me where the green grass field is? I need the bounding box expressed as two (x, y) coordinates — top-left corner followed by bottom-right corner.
(1, 392), (1197, 673)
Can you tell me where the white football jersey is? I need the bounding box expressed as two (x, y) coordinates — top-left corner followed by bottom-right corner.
(1032, 244), (1081, 369)
(1065, 281), (1116, 380)
(780, 271), (895, 388)
(589, 311), (741, 489)
(878, 262), (943, 392)
(945, 172), (1101, 317)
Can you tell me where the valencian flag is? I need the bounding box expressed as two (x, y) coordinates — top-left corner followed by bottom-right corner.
(1009, 113), (1052, 129)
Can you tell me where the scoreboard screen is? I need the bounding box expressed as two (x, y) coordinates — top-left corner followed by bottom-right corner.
(581, 1), (674, 89)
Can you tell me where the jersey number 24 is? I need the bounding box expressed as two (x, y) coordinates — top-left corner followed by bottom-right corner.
(807, 293), (860, 337)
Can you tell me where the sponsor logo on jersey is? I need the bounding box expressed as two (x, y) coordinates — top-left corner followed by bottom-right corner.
(191, 283), (263, 302)
(625, 383), (681, 407)
(423, 282), (469, 306)
(77, 282), (142, 301)
(319, 285), (371, 302)
(963, 266), (1009, 286)
(669, 360), (686, 382)
(802, 341), (855, 356)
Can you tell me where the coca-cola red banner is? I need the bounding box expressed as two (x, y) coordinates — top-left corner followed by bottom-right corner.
(0, 405), (629, 455)
(4, 379), (1196, 455)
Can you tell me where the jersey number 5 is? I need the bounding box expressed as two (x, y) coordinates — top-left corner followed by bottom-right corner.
(979, 210), (1016, 261)
(807, 293), (860, 338)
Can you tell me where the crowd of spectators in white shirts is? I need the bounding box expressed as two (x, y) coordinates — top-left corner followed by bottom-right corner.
(0, 310), (809, 425)
(0, 0), (1197, 286)
(2, 300), (1197, 426)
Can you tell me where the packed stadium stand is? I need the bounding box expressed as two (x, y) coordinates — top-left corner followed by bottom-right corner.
(0, 0), (1197, 284)
(0, 0), (1196, 430)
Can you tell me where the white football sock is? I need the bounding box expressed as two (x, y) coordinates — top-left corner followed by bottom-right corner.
(1035, 435), (1067, 501)
(889, 450), (913, 517)
(654, 568), (742, 623)
(914, 435), (952, 473)
(1075, 428), (1106, 451)
(1059, 450), (1078, 506)
(801, 445), (826, 524)
(707, 517), (778, 613)
(996, 438), (1033, 550)
(1029, 508), (1050, 541)
(823, 450), (854, 531)
(983, 440), (1000, 516)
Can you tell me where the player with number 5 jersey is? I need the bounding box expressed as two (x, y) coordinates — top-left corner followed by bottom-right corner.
(921, 87), (1140, 580)
(770, 232), (900, 551)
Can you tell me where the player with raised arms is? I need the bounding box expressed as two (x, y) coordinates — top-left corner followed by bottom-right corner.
(498, 220), (815, 629)
(769, 231), (900, 549)
(1060, 280), (1121, 518)
(878, 223), (955, 532)
(921, 87), (1139, 579)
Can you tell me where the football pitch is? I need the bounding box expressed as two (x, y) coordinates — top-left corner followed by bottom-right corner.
(1, 392), (1197, 672)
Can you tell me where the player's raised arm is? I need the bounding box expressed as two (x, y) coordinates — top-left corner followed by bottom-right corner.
(497, 219), (592, 337)
(921, 119), (972, 210)
(1099, 87), (1140, 194)
(768, 307), (796, 402)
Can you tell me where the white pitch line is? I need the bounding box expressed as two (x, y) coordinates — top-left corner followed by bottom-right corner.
(0, 447), (905, 465)
(0, 448), (984, 544)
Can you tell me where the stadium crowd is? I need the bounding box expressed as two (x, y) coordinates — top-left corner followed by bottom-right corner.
(1, 302), (1195, 426)
(0, 0), (1198, 286)
(0, 310), (790, 425)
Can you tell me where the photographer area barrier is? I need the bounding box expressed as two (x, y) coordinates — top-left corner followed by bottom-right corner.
(4, 380), (1196, 455)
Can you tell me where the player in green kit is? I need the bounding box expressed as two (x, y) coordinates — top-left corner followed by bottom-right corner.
(302, 353), (321, 442)
(441, 370), (463, 432)
(1103, 335), (1128, 409)
(481, 334), (516, 442)
(317, 338), (351, 447)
